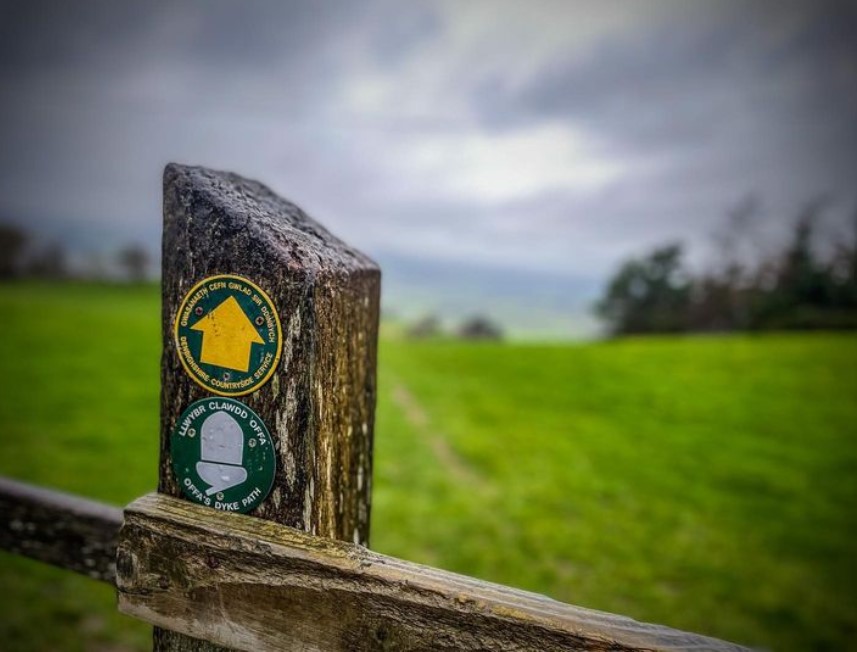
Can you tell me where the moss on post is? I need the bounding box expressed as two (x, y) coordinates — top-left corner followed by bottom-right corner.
(156, 164), (380, 651)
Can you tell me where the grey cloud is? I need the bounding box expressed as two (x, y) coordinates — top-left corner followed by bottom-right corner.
(365, 2), (441, 64)
(0, 1), (363, 69)
(478, 2), (856, 142)
(463, 0), (857, 246)
(0, 1), (855, 335)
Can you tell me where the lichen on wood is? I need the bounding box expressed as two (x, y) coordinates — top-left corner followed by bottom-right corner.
(0, 476), (122, 584)
(119, 494), (751, 652)
(157, 164), (380, 651)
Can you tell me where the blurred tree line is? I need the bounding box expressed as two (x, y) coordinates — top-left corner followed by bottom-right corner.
(597, 199), (857, 335)
(407, 314), (504, 341)
(0, 223), (151, 282)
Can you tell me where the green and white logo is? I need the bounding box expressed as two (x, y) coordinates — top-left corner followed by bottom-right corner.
(171, 398), (276, 514)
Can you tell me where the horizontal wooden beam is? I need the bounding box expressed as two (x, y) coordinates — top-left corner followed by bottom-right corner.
(118, 493), (749, 652)
(0, 476), (122, 584)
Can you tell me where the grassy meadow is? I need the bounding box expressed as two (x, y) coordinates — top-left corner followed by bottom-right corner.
(1, 282), (856, 651)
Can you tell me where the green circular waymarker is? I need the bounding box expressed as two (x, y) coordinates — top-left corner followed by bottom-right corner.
(171, 398), (276, 514)
(174, 274), (282, 396)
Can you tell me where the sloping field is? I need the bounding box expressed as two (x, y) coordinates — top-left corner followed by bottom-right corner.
(0, 283), (855, 651)
(374, 335), (857, 651)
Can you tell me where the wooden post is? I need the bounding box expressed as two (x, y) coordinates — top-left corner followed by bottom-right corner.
(156, 164), (380, 650)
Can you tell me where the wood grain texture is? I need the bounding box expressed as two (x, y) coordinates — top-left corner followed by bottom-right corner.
(118, 493), (750, 652)
(157, 164), (380, 650)
(0, 475), (122, 584)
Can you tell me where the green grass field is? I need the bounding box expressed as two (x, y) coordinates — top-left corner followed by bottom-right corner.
(1, 283), (856, 651)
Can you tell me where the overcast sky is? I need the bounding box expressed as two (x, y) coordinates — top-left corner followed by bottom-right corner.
(1, 1), (855, 334)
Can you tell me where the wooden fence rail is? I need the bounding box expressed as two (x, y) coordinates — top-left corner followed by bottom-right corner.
(117, 492), (749, 652)
(0, 478), (749, 651)
(0, 476), (120, 584)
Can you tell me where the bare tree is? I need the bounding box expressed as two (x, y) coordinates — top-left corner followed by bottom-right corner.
(0, 223), (29, 278)
(117, 244), (150, 282)
(458, 315), (504, 341)
(709, 194), (762, 284)
(26, 242), (67, 279)
(407, 314), (442, 339)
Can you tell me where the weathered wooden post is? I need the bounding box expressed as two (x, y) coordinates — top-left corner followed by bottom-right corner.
(154, 164), (380, 650)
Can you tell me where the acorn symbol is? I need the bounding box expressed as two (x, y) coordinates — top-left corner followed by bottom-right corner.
(195, 411), (248, 496)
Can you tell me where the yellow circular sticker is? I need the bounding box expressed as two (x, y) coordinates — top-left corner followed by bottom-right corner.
(174, 274), (282, 396)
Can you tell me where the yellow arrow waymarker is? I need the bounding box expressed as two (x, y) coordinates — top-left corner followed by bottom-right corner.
(190, 296), (264, 373)
(174, 274), (282, 396)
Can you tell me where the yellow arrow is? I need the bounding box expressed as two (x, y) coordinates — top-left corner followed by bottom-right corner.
(190, 296), (264, 372)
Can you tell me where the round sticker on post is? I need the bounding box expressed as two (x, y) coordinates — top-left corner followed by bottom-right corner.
(171, 398), (276, 514)
(174, 274), (282, 396)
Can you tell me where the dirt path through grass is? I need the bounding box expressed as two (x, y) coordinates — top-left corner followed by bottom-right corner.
(391, 381), (483, 487)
